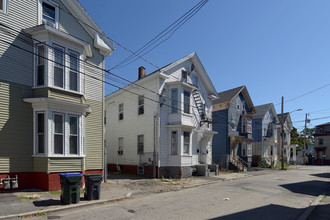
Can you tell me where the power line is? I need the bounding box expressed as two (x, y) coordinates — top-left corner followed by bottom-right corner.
(0, 23), (200, 111)
(110, 0), (209, 70)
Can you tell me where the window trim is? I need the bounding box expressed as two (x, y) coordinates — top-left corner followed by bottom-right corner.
(171, 131), (178, 155)
(241, 142), (247, 156)
(53, 113), (64, 155)
(68, 50), (79, 92)
(69, 115), (79, 155)
(118, 103), (124, 120)
(38, 0), (59, 29)
(36, 112), (46, 155)
(36, 44), (46, 86)
(183, 90), (190, 114)
(0, 0), (8, 14)
(53, 44), (65, 88)
(118, 137), (123, 155)
(138, 95), (144, 115)
(137, 134), (144, 154)
(171, 88), (178, 113)
(183, 131), (190, 155)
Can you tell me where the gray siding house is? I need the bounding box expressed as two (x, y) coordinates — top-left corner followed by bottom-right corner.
(0, 0), (114, 190)
(212, 86), (256, 170)
(252, 103), (279, 166)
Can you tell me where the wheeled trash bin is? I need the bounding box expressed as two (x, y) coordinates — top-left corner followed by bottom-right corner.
(84, 174), (102, 200)
(59, 173), (83, 205)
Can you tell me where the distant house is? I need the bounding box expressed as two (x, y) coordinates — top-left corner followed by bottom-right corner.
(313, 122), (330, 165)
(252, 103), (279, 166)
(105, 53), (218, 178)
(212, 86), (256, 171)
(0, 0), (114, 190)
(277, 113), (296, 164)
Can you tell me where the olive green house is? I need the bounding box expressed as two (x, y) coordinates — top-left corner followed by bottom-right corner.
(0, 0), (114, 190)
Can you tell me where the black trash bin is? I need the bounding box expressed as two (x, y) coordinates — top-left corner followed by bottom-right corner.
(84, 174), (102, 200)
(59, 173), (83, 205)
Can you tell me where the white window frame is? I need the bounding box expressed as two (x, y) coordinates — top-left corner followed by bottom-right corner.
(36, 112), (46, 155)
(53, 44), (65, 88)
(237, 99), (240, 110)
(68, 115), (79, 155)
(138, 95), (144, 115)
(247, 143), (252, 156)
(137, 134), (144, 154)
(119, 103), (124, 120)
(241, 142), (247, 156)
(68, 50), (79, 92)
(118, 137), (123, 155)
(171, 131), (178, 155)
(53, 113), (64, 155)
(183, 90), (190, 114)
(0, 0), (8, 14)
(171, 88), (178, 113)
(38, 0), (59, 29)
(183, 131), (190, 155)
(36, 44), (46, 86)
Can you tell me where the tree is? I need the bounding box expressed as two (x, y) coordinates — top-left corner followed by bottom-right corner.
(290, 127), (315, 152)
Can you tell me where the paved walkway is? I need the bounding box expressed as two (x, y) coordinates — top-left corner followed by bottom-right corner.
(0, 166), (327, 219)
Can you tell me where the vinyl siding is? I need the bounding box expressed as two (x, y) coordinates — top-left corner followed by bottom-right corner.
(85, 99), (103, 170)
(49, 89), (83, 104)
(0, 80), (33, 173)
(48, 158), (83, 173)
(33, 157), (49, 172)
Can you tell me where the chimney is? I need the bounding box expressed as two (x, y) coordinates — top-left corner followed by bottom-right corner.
(138, 66), (146, 80)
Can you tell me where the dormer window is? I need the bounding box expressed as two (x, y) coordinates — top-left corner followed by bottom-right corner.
(42, 2), (55, 24)
(39, 0), (59, 29)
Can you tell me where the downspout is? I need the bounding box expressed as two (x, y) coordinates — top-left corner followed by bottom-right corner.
(102, 59), (107, 182)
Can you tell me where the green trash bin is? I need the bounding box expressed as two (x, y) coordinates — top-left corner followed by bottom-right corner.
(84, 174), (102, 200)
(59, 173), (82, 205)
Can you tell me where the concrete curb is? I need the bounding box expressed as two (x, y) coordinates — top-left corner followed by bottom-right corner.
(0, 195), (130, 219)
(297, 192), (327, 220)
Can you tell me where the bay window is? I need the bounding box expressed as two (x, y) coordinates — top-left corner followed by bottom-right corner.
(183, 90), (190, 114)
(54, 113), (64, 154)
(171, 88), (178, 113)
(36, 44), (45, 86)
(171, 131), (178, 155)
(36, 112), (45, 154)
(69, 115), (78, 155)
(183, 131), (190, 154)
(69, 51), (79, 91)
(54, 45), (64, 88)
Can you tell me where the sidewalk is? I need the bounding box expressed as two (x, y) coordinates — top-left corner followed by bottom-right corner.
(0, 167), (316, 219)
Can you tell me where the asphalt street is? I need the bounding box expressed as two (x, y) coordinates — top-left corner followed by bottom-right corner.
(34, 166), (329, 220)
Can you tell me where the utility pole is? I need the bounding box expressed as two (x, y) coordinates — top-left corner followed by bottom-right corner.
(281, 96), (284, 170)
(303, 113), (310, 165)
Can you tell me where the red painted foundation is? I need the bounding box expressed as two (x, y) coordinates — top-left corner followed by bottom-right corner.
(0, 170), (103, 191)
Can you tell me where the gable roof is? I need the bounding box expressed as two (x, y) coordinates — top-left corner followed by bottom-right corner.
(316, 122), (330, 127)
(105, 52), (218, 99)
(254, 103), (279, 122)
(61, 0), (115, 56)
(213, 85), (256, 113)
(277, 113), (293, 130)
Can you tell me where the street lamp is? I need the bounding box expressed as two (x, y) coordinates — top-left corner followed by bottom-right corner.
(280, 97), (302, 170)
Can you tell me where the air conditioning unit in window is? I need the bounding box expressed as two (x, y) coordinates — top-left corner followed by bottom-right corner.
(42, 19), (55, 28)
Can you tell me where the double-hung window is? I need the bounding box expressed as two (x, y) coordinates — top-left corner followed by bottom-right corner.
(181, 70), (187, 82)
(54, 45), (64, 88)
(171, 89), (178, 113)
(54, 113), (64, 154)
(183, 132), (190, 154)
(36, 112), (45, 154)
(137, 135), (144, 154)
(40, 1), (59, 28)
(36, 44), (45, 86)
(119, 103), (124, 120)
(69, 51), (79, 91)
(42, 2), (55, 24)
(241, 142), (247, 156)
(69, 115), (78, 155)
(138, 96), (144, 115)
(171, 131), (178, 155)
(183, 90), (190, 114)
(247, 143), (252, 156)
(118, 137), (123, 155)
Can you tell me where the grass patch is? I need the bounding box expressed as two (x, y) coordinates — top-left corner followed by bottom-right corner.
(18, 194), (39, 200)
(49, 190), (60, 195)
(35, 212), (49, 216)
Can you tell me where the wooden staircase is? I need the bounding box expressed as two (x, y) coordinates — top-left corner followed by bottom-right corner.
(229, 156), (248, 172)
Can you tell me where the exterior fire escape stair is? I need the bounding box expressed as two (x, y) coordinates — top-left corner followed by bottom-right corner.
(192, 89), (212, 126)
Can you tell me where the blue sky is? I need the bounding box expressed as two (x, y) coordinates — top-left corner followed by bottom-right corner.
(79, 0), (330, 131)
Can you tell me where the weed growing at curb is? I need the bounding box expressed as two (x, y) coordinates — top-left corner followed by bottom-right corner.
(49, 190), (60, 195)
